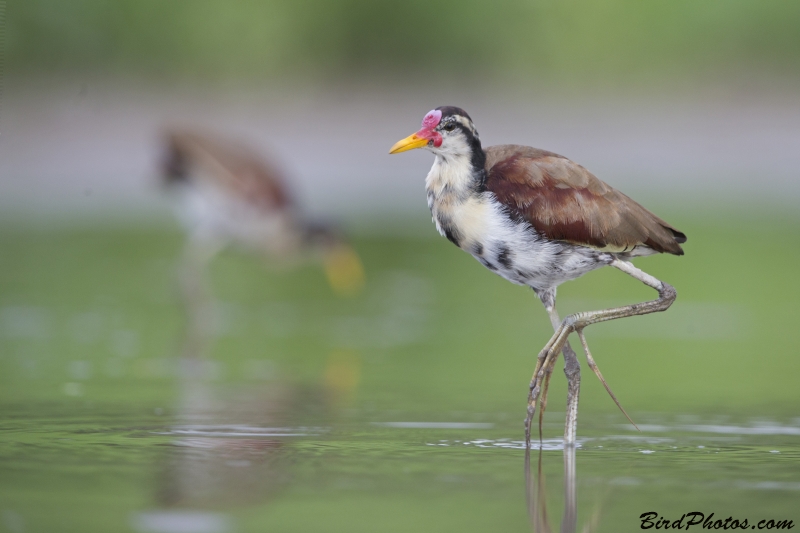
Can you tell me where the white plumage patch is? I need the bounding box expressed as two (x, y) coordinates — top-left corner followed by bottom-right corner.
(424, 148), (610, 291)
(173, 175), (298, 254)
(424, 136), (474, 197)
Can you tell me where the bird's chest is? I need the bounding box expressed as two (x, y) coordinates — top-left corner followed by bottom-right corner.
(428, 190), (491, 247)
(428, 189), (601, 289)
(425, 158), (493, 245)
(429, 190), (530, 272)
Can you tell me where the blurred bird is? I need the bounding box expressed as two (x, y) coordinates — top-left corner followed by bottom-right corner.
(390, 107), (685, 447)
(161, 130), (364, 352)
(162, 129), (364, 294)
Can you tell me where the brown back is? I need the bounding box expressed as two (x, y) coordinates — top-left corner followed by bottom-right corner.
(163, 130), (292, 210)
(485, 145), (686, 255)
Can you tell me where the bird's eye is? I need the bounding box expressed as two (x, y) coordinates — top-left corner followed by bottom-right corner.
(443, 123), (456, 132)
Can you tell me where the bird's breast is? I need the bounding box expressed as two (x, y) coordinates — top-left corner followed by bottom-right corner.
(429, 190), (606, 289)
(429, 191), (524, 262)
(430, 195), (492, 248)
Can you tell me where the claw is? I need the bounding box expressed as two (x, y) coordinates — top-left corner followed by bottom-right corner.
(525, 323), (574, 446)
(527, 262), (673, 445)
(538, 345), (564, 443)
(537, 367), (552, 443)
(527, 353), (562, 444)
(576, 329), (639, 431)
(525, 379), (540, 447)
(525, 348), (550, 447)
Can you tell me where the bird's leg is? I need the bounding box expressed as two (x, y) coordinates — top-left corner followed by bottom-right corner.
(178, 235), (224, 359)
(526, 259), (676, 447)
(533, 289), (581, 443)
(556, 314), (581, 447)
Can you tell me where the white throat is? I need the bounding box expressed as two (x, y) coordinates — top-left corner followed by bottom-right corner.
(425, 152), (476, 201)
(424, 132), (478, 194)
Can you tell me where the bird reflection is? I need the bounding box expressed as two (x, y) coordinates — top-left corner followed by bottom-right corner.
(157, 362), (293, 508)
(152, 347), (359, 513)
(526, 447), (601, 533)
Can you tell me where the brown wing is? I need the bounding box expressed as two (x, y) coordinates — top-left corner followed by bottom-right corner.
(485, 145), (686, 255)
(162, 130), (292, 210)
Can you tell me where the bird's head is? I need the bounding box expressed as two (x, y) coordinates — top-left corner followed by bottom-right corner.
(389, 106), (481, 160)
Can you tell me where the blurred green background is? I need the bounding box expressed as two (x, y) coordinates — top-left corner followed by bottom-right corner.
(9, 0), (800, 84)
(2, 2), (800, 533)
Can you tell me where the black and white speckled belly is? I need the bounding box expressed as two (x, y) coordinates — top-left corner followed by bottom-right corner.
(431, 191), (611, 291)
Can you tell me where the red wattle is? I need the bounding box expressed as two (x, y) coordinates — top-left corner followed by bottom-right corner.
(414, 128), (442, 148)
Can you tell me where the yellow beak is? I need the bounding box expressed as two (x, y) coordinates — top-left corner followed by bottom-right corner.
(389, 133), (429, 154)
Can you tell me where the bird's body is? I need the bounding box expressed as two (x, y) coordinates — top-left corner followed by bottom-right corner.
(424, 140), (684, 294)
(427, 147), (607, 292)
(391, 106), (685, 446)
(163, 131), (302, 256)
(160, 130), (364, 350)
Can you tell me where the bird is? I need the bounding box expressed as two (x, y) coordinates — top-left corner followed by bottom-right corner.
(389, 106), (686, 447)
(160, 130), (365, 352)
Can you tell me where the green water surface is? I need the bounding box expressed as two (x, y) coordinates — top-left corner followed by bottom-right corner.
(1, 210), (799, 532)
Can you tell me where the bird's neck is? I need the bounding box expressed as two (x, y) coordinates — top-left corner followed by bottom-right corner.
(425, 144), (487, 204)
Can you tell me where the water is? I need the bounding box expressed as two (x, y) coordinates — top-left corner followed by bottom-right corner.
(1, 219), (799, 531)
(2, 401), (799, 532)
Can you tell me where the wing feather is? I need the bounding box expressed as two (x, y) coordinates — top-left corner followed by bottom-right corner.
(485, 145), (686, 255)
(163, 130), (292, 210)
